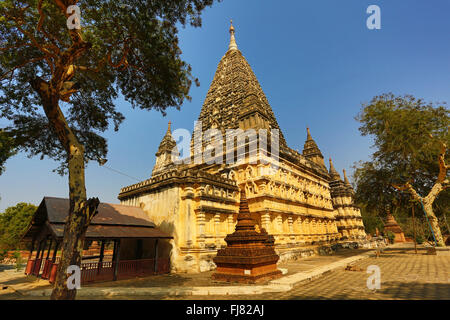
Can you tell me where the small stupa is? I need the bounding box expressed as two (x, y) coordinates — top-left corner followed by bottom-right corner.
(212, 189), (282, 283)
(384, 211), (406, 242)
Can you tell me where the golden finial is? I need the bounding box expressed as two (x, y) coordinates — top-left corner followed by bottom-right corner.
(329, 157), (337, 172)
(228, 19), (238, 51)
(307, 127), (312, 140)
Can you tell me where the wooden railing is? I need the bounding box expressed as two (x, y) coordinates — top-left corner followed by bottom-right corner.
(25, 257), (61, 278)
(32, 259), (42, 276)
(80, 261), (114, 283)
(43, 258), (170, 284)
(41, 259), (52, 279)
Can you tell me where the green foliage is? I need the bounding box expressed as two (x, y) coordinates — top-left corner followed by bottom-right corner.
(0, 129), (16, 175)
(13, 250), (23, 271)
(415, 234), (424, 245)
(353, 93), (449, 215)
(0, 202), (37, 250)
(385, 230), (395, 244)
(360, 206), (384, 235)
(0, 0), (219, 174)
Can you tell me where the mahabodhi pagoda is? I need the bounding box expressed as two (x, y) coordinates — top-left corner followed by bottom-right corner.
(118, 22), (366, 273)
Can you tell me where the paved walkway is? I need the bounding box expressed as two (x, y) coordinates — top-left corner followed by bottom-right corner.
(158, 245), (450, 300)
(1, 244), (448, 300)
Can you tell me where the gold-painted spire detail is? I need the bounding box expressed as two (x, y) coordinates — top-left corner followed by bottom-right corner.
(228, 20), (238, 51)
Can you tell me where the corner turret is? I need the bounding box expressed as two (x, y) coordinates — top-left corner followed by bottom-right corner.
(302, 128), (326, 168)
(152, 122), (179, 176)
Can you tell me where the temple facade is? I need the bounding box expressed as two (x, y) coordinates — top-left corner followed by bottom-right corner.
(118, 23), (366, 273)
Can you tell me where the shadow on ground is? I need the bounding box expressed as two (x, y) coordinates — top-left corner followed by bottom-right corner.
(286, 281), (450, 300)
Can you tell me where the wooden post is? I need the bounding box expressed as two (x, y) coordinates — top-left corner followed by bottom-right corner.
(113, 239), (121, 281)
(98, 240), (105, 275)
(46, 239), (53, 260)
(136, 239), (143, 260)
(28, 240), (35, 260)
(32, 240), (43, 275)
(154, 239), (159, 273)
(112, 240), (117, 262)
(412, 204), (417, 254)
(35, 240), (43, 261)
(36, 239), (47, 276)
(39, 240), (47, 260)
(52, 242), (59, 262)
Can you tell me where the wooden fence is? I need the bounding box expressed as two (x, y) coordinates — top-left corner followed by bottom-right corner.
(25, 258), (170, 284)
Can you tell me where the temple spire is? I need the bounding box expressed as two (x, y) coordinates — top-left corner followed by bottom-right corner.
(329, 157), (341, 181)
(343, 169), (351, 186)
(152, 121), (178, 176)
(306, 127), (312, 140)
(228, 20), (238, 51)
(302, 127), (325, 168)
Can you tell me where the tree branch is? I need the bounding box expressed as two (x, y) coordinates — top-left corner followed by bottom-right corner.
(7, 14), (57, 59)
(29, 77), (82, 153)
(436, 141), (448, 184)
(36, 0), (62, 54)
(0, 56), (47, 81)
(0, 43), (33, 51)
(37, 0), (45, 31)
(392, 182), (422, 201)
(107, 38), (132, 69)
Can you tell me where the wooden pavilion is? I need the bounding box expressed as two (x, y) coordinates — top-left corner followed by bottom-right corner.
(22, 197), (173, 284)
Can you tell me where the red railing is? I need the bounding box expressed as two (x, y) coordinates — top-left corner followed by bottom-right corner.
(80, 261), (114, 283)
(47, 258), (170, 284)
(32, 258), (42, 276)
(25, 259), (34, 275)
(41, 259), (54, 279)
(24, 257), (59, 278)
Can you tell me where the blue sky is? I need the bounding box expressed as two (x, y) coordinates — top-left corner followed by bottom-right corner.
(1, 0), (450, 211)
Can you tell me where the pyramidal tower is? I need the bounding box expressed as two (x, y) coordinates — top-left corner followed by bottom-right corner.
(195, 21), (288, 147)
(302, 128), (326, 169)
(328, 158), (366, 241)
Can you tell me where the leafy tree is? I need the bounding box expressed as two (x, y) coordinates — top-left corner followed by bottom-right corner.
(355, 93), (449, 246)
(0, 129), (16, 175)
(0, 202), (37, 250)
(359, 205), (384, 236)
(0, 0), (219, 299)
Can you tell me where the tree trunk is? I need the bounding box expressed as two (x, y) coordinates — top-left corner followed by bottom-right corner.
(422, 200), (444, 247)
(393, 181), (446, 247)
(26, 2), (97, 297)
(50, 140), (99, 299)
(423, 183), (446, 247)
(30, 79), (99, 299)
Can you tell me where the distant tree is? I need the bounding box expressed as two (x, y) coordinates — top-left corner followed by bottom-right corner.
(0, 203), (37, 250)
(0, 129), (16, 175)
(355, 93), (449, 246)
(0, 0), (219, 299)
(358, 205), (384, 236)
